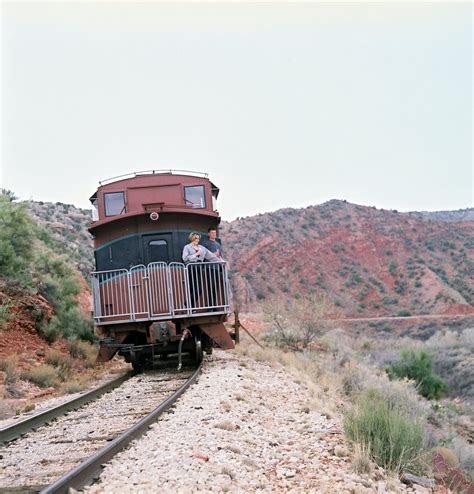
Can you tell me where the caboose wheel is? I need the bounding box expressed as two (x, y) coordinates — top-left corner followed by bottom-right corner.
(130, 351), (144, 373)
(194, 333), (203, 363)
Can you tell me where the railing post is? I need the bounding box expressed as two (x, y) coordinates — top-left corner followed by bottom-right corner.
(144, 266), (152, 319)
(128, 271), (136, 321)
(184, 264), (192, 315)
(166, 266), (174, 316)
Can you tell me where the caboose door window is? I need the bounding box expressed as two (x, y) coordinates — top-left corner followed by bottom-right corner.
(143, 235), (172, 264)
(184, 185), (206, 209)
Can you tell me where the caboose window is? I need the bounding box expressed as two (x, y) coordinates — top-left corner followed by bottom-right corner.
(148, 240), (169, 262)
(91, 199), (99, 221)
(184, 185), (206, 209)
(104, 192), (126, 216)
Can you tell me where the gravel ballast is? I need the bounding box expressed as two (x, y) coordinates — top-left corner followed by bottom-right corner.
(84, 351), (414, 493)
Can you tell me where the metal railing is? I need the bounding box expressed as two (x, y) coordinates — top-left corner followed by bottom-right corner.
(99, 170), (209, 186)
(91, 261), (231, 325)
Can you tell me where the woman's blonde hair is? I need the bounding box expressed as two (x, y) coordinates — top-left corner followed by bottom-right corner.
(188, 232), (200, 242)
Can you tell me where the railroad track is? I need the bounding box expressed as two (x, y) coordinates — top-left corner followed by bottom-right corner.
(0, 363), (202, 494)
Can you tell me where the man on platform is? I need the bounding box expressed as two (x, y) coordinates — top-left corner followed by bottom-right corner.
(201, 227), (224, 260)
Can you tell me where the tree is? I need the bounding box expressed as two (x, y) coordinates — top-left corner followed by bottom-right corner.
(264, 294), (338, 349)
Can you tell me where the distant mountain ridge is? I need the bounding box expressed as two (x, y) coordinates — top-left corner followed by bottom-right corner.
(25, 199), (474, 318)
(411, 208), (474, 222)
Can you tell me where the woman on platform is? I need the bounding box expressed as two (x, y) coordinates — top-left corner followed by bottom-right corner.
(182, 232), (219, 264)
(182, 233), (220, 310)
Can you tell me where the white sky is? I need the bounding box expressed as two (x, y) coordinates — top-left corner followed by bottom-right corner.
(1, 1), (472, 220)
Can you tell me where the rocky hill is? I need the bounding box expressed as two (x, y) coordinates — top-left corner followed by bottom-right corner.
(26, 201), (94, 278)
(221, 200), (474, 318)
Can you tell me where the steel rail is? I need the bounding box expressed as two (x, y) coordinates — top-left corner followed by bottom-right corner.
(0, 371), (134, 444)
(40, 363), (203, 494)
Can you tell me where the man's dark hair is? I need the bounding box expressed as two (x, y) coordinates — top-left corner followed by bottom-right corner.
(207, 227), (217, 232)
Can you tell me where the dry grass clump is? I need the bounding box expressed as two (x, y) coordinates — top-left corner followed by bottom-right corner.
(0, 302), (13, 332)
(45, 348), (74, 381)
(67, 339), (97, 368)
(214, 420), (237, 431)
(21, 402), (35, 413)
(351, 444), (374, 475)
(45, 348), (72, 367)
(334, 445), (349, 458)
(22, 364), (60, 388)
(0, 401), (16, 420)
(60, 380), (86, 394)
(433, 447), (460, 468)
(0, 356), (20, 384)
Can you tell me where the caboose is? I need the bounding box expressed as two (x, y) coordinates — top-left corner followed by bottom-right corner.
(89, 170), (234, 370)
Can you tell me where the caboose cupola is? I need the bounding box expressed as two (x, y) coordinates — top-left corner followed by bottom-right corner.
(89, 170), (220, 232)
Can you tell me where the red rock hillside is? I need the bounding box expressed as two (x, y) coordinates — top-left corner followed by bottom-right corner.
(220, 200), (474, 318)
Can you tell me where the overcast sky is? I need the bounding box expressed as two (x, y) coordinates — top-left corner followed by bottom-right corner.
(1, 2), (472, 220)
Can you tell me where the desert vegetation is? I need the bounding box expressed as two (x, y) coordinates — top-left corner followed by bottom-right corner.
(386, 348), (447, 400)
(237, 308), (474, 488)
(0, 191), (98, 417)
(0, 190), (93, 341)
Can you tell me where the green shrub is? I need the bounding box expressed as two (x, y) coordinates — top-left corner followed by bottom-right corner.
(344, 389), (425, 474)
(397, 310), (411, 317)
(388, 261), (397, 275)
(387, 349), (447, 400)
(44, 309), (94, 343)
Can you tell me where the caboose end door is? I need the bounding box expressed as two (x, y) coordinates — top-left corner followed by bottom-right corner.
(142, 234), (173, 264)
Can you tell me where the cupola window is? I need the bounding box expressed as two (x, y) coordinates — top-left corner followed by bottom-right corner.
(104, 192), (126, 216)
(184, 185), (206, 209)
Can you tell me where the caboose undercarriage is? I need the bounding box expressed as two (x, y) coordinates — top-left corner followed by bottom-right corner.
(92, 261), (234, 370)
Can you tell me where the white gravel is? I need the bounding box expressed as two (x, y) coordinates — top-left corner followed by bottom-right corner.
(0, 369), (193, 491)
(84, 351), (415, 493)
(0, 366), (129, 429)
